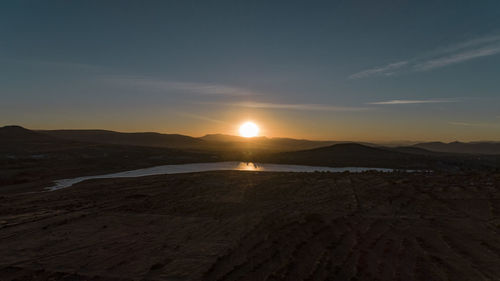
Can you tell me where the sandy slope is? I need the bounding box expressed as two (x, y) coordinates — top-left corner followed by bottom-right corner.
(0, 171), (499, 280)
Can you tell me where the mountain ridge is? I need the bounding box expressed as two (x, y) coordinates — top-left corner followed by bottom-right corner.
(3, 125), (500, 155)
(414, 141), (500, 155)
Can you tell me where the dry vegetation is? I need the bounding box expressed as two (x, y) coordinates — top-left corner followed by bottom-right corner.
(1, 171), (500, 280)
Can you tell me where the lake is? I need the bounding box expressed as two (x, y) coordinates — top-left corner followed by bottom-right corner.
(47, 161), (395, 191)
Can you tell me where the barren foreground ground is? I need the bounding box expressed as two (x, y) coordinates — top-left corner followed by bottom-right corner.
(1, 171), (500, 281)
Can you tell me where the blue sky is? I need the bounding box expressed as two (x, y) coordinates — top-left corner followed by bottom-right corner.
(1, 0), (499, 141)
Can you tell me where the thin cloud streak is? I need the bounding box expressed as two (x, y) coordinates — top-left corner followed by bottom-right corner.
(414, 47), (500, 71)
(350, 34), (500, 78)
(202, 101), (370, 112)
(108, 77), (258, 96)
(177, 112), (227, 124)
(165, 81), (258, 96)
(449, 121), (498, 128)
(349, 61), (408, 79)
(369, 99), (456, 105)
(433, 34), (500, 55)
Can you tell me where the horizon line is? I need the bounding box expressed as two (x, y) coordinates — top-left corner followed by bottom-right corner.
(3, 124), (500, 144)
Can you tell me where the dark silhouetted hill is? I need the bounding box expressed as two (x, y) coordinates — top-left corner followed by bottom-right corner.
(0, 126), (215, 189)
(414, 141), (500, 155)
(261, 143), (500, 170)
(199, 134), (341, 152)
(40, 129), (205, 150)
(0, 125), (79, 154)
(0, 125), (54, 141)
(199, 134), (255, 142)
(263, 143), (423, 168)
(389, 146), (446, 155)
(3, 126), (499, 174)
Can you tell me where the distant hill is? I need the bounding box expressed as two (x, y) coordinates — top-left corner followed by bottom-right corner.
(0, 125), (54, 141)
(3, 127), (347, 153)
(0, 126), (216, 188)
(262, 143), (427, 169)
(199, 134), (254, 142)
(260, 143), (500, 170)
(2, 126), (499, 174)
(389, 146), (447, 155)
(199, 134), (342, 152)
(0, 125), (78, 154)
(40, 129), (205, 150)
(414, 141), (500, 155)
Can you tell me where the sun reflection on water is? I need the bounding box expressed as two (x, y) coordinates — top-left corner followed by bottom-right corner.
(236, 162), (262, 171)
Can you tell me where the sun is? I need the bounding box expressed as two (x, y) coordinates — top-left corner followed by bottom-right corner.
(239, 121), (259, 138)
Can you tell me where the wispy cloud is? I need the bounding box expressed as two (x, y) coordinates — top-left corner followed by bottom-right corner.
(350, 34), (500, 78)
(163, 81), (257, 96)
(202, 101), (370, 111)
(368, 99), (456, 105)
(414, 47), (500, 71)
(349, 61), (408, 79)
(449, 121), (498, 128)
(431, 34), (500, 55)
(177, 112), (227, 124)
(108, 76), (258, 96)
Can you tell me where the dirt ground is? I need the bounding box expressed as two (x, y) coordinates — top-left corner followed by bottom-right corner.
(0, 171), (500, 281)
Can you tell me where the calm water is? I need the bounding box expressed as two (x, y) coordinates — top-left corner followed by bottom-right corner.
(47, 162), (394, 191)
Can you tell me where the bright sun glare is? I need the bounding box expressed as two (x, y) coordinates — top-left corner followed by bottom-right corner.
(239, 122), (259, 138)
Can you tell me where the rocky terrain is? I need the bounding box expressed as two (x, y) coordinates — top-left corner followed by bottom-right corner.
(1, 171), (499, 280)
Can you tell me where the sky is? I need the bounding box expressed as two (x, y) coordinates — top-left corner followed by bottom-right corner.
(1, 0), (500, 141)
